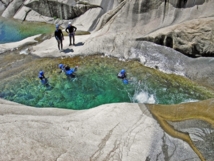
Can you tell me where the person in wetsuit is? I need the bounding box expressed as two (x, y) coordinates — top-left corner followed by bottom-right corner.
(54, 24), (64, 51)
(117, 69), (127, 79)
(58, 64), (78, 78)
(58, 64), (66, 73)
(117, 69), (128, 84)
(66, 22), (77, 46)
(38, 70), (48, 86)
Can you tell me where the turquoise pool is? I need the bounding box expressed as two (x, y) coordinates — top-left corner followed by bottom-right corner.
(0, 54), (213, 110)
(0, 17), (53, 44)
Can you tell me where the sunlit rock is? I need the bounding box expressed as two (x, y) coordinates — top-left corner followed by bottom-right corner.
(138, 17), (214, 57)
(13, 6), (54, 22)
(0, 100), (201, 161)
(1, 0), (23, 18)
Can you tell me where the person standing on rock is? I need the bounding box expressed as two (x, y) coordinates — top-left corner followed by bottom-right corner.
(66, 22), (77, 46)
(54, 24), (64, 51)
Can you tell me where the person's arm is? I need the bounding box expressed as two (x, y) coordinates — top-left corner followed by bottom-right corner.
(60, 29), (64, 40)
(74, 26), (77, 32)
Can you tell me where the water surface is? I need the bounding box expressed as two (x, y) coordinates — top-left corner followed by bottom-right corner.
(0, 17), (53, 44)
(0, 54), (213, 110)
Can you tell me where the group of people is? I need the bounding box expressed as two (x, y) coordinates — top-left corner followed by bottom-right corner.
(54, 22), (77, 51)
(39, 66), (128, 87)
(38, 64), (78, 86)
(41, 22), (128, 86)
(58, 64), (78, 78)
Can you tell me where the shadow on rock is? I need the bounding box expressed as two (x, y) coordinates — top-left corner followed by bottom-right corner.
(74, 42), (84, 47)
(160, 0), (205, 8)
(63, 48), (74, 53)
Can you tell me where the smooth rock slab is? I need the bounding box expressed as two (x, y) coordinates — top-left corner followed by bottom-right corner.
(0, 99), (199, 161)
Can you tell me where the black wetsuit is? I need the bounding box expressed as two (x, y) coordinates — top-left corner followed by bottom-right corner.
(38, 74), (49, 86)
(55, 29), (64, 50)
(117, 73), (126, 79)
(39, 75), (45, 80)
(66, 25), (77, 45)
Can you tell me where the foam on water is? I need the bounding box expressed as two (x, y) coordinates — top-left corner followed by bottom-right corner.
(133, 90), (156, 104)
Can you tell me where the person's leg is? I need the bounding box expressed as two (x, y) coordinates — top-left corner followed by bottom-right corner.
(69, 34), (72, 45)
(60, 39), (63, 50)
(72, 34), (75, 45)
(58, 39), (63, 50)
(57, 40), (60, 50)
(71, 74), (75, 78)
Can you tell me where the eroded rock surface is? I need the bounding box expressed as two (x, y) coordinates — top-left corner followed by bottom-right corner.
(169, 119), (214, 161)
(1, 0), (24, 18)
(0, 99), (200, 161)
(147, 98), (214, 161)
(138, 17), (214, 57)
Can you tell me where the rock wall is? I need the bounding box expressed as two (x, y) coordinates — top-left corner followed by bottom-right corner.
(24, 0), (102, 20)
(81, 0), (214, 57)
(1, 0), (122, 31)
(0, 1), (5, 14)
(2, 0), (214, 57)
(1, 0), (24, 18)
(137, 17), (214, 57)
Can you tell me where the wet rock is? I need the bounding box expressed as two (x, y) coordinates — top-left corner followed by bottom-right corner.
(175, 123), (213, 160)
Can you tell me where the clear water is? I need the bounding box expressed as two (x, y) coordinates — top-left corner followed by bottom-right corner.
(0, 17), (54, 44)
(0, 54), (213, 110)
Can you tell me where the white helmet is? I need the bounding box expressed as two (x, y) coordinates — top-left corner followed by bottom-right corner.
(68, 22), (71, 25)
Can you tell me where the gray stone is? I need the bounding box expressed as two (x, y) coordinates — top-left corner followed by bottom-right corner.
(138, 17), (214, 57)
(13, 6), (54, 22)
(0, 1), (6, 14)
(23, 0), (106, 20)
(169, 119), (214, 161)
(1, 0), (24, 18)
(0, 99), (200, 161)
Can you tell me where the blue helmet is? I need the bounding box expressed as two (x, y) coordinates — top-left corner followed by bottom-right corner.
(123, 79), (128, 84)
(39, 71), (44, 75)
(56, 24), (59, 28)
(120, 69), (126, 74)
(59, 64), (63, 69)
